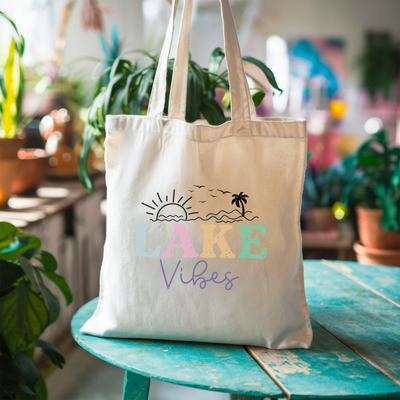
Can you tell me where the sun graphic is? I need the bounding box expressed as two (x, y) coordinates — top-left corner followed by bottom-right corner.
(141, 189), (198, 221)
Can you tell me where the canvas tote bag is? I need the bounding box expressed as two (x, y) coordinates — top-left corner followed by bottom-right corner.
(81, 0), (313, 349)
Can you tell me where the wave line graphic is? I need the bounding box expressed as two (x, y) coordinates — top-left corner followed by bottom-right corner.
(149, 214), (259, 223)
(205, 209), (253, 218)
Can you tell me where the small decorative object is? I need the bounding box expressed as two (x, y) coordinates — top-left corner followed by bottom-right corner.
(80, 0), (312, 349)
(341, 129), (400, 266)
(0, 222), (72, 399)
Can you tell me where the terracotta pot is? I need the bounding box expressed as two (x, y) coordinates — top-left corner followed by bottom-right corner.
(0, 136), (26, 207)
(11, 149), (50, 195)
(303, 207), (337, 232)
(354, 241), (400, 267)
(356, 205), (400, 250)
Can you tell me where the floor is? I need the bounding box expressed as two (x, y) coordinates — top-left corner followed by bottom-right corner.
(46, 343), (230, 400)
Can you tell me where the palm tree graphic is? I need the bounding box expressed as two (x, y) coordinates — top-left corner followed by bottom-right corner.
(231, 192), (249, 217)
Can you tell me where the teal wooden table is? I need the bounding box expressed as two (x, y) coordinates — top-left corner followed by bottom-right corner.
(71, 260), (400, 399)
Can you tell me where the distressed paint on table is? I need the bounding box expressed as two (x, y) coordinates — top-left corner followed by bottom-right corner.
(72, 262), (400, 399)
(304, 260), (400, 385)
(71, 298), (283, 398)
(247, 320), (400, 399)
(123, 371), (150, 400)
(321, 260), (400, 305)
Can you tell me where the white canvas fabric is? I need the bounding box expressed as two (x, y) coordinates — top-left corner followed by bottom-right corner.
(81, 0), (313, 349)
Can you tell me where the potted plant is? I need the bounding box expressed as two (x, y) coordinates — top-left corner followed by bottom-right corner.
(0, 13), (51, 200)
(341, 130), (400, 266)
(0, 13), (27, 206)
(78, 48), (282, 192)
(302, 157), (355, 232)
(0, 222), (72, 399)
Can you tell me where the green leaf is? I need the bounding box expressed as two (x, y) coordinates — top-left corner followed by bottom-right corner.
(123, 72), (139, 105)
(109, 53), (126, 81)
(185, 74), (202, 122)
(0, 222), (18, 239)
(377, 183), (399, 233)
(242, 56), (283, 94)
(0, 280), (48, 355)
(13, 352), (39, 396)
(0, 236), (41, 261)
(17, 255), (41, 294)
(17, 255), (42, 292)
(0, 11), (25, 55)
(190, 60), (210, 94)
(0, 352), (39, 398)
(341, 171), (368, 207)
(91, 66), (112, 100)
(0, 259), (24, 292)
(108, 88), (126, 115)
(391, 165), (400, 187)
(137, 68), (155, 104)
(40, 270), (72, 306)
(78, 124), (96, 192)
(33, 372), (47, 400)
(209, 47), (225, 75)
(101, 72), (125, 117)
(35, 340), (65, 369)
(35, 251), (57, 272)
(34, 270), (60, 324)
(0, 332), (11, 359)
(251, 90), (265, 107)
(200, 98), (227, 126)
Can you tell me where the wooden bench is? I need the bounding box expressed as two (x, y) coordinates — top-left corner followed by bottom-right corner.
(71, 260), (400, 399)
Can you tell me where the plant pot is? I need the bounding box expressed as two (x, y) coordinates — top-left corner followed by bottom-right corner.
(0, 136), (26, 207)
(354, 240), (400, 267)
(356, 205), (400, 250)
(303, 207), (337, 232)
(11, 149), (50, 195)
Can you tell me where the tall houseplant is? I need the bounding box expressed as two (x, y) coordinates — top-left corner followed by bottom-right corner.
(0, 222), (72, 399)
(341, 130), (400, 265)
(78, 48), (282, 192)
(0, 12), (27, 206)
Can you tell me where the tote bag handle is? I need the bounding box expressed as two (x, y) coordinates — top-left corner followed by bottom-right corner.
(147, 0), (255, 136)
(168, 0), (256, 125)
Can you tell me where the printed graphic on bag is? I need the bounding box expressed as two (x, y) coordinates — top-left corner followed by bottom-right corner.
(141, 187), (259, 223)
(135, 186), (268, 291)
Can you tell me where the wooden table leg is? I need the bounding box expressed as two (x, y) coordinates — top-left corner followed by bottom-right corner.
(122, 370), (150, 400)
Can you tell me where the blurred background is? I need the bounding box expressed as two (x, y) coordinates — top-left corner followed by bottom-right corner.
(0, 0), (399, 399)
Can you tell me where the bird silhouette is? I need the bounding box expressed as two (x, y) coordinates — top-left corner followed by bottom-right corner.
(210, 195), (217, 198)
(194, 185), (205, 189)
(217, 189), (231, 195)
(208, 189), (214, 192)
(199, 201), (207, 203)
(188, 190), (195, 192)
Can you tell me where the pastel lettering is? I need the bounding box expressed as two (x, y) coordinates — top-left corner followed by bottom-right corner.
(237, 224), (268, 260)
(161, 223), (198, 258)
(200, 224), (236, 258)
(133, 223), (161, 257)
